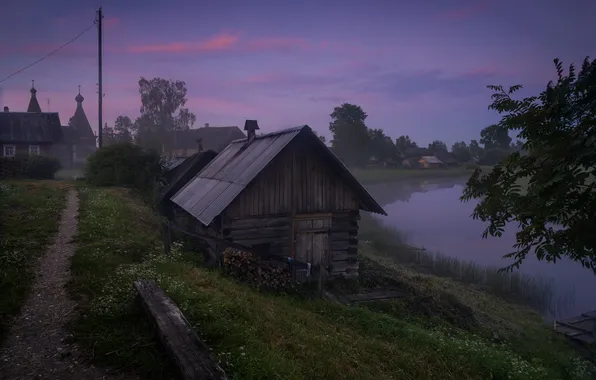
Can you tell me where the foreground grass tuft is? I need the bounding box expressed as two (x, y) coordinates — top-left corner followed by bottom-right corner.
(68, 185), (595, 380)
(0, 180), (68, 343)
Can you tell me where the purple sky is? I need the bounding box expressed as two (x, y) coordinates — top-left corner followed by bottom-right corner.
(1, 0), (594, 146)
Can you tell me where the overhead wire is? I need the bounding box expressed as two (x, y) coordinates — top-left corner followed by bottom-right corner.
(0, 21), (98, 85)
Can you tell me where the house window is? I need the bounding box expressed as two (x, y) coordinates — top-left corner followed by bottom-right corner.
(29, 145), (40, 155)
(3, 145), (15, 157)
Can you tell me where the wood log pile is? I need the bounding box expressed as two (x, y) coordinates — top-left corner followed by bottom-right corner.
(222, 247), (294, 291)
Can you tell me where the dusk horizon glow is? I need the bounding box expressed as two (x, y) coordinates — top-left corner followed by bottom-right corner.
(1, 0), (594, 147)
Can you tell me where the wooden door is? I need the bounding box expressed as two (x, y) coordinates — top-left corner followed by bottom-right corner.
(293, 216), (330, 282)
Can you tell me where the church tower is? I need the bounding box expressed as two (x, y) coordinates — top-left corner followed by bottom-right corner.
(27, 80), (42, 113)
(70, 86), (96, 140)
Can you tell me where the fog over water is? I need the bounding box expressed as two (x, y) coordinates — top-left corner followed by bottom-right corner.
(366, 177), (596, 319)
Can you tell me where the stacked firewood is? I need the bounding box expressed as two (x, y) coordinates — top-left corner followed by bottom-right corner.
(222, 248), (294, 291)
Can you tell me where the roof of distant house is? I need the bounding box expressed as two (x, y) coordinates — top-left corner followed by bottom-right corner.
(171, 125), (387, 226)
(0, 112), (63, 144)
(167, 126), (246, 152)
(420, 156), (443, 164)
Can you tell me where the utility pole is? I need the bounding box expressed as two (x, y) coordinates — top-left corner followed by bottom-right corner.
(97, 7), (103, 148)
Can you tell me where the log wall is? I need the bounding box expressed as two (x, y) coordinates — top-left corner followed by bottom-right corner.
(224, 143), (359, 218)
(222, 215), (292, 259)
(329, 211), (360, 278)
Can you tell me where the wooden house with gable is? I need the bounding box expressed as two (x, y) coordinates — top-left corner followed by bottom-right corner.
(1, 84), (63, 159)
(169, 120), (387, 280)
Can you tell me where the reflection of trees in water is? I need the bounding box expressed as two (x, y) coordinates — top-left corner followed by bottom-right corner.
(366, 178), (463, 206)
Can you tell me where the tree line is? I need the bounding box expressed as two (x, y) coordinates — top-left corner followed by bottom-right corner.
(327, 102), (524, 167)
(101, 77), (197, 150)
(103, 77), (520, 167)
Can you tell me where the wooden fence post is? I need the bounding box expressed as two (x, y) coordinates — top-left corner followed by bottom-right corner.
(163, 221), (172, 255)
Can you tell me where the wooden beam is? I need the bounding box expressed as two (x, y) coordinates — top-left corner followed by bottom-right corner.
(134, 280), (228, 380)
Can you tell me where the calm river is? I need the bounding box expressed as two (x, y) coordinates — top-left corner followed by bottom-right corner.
(365, 177), (596, 319)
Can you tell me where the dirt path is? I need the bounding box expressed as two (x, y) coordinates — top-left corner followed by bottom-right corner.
(0, 189), (139, 380)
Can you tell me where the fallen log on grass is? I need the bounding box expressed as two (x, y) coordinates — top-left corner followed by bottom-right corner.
(134, 279), (228, 380)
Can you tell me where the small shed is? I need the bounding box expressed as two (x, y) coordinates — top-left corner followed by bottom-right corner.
(170, 122), (387, 280)
(160, 150), (218, 216)
(436, 153), (459, 167)
(418, 156), (444, 169)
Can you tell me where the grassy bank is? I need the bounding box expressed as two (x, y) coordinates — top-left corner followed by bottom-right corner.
(351, 167), (475, 184)
(351, 165), (496, 185)
(358, 214), (562, 315)
(67, 186), (594, 380)
(0, 180), (68, 343)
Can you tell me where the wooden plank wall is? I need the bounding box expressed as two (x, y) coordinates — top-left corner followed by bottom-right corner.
(222, 215), (292, 258)
(224, 144), (359, 218)
(329, 211), (359, 278)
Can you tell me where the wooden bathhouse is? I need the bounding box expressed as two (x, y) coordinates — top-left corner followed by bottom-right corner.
(169, 121), (387, 280)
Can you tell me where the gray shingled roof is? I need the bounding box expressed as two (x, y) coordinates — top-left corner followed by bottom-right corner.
(163, 156), (187, 172)
(167, 126), (246, 152)
(171, 125), (387, 226)
(0, 112), (63, 143)
(420, 156), (443, 164)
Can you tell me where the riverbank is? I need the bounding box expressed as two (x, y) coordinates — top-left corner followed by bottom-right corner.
(358, 214), (560, 315)
(65, 185), (595, 379)
(351, 166), (479, 184)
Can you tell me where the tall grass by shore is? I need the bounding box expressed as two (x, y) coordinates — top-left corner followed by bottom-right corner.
(358, 214), (565, 317)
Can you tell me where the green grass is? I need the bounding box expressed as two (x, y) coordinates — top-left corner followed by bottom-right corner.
(351, 166), (477, 184)
(351, 165), (496, 185)
(55, 168), (84, 180)
(358, 214), (565, 315)
(67, 185), (595, 380)
(0, 180), (69, 343)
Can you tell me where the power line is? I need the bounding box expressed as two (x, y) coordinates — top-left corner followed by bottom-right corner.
(0, 21), (98, 85)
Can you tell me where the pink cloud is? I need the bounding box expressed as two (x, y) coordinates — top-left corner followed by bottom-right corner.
(240, 73), (282, 84)
(104, 17), (120, 27)
(126, 32), (241, 53)
(245, 37), (310, 52)
(124, 32), (319, 55)
(436, 0), (490, 21)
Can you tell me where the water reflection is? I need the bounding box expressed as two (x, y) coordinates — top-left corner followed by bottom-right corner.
(365, 178), (596, 319)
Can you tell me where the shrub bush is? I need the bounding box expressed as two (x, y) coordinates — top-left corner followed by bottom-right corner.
(84, 143), (163, 196)
(19, 155), (62, 179)
(0, 155), (61, 179)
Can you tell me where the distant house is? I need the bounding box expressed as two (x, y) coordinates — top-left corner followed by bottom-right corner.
(3, 84), (96, 168)
(435, 152), (459, 167)
(402, 157), (421, 169)
(163, 124), (246, 159)
(0, 104), (63, 158)
(169, 120), (386, 280)
(418, 156), (444, 169)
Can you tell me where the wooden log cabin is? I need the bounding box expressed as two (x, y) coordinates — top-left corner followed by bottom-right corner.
(169, 120), (387, 280)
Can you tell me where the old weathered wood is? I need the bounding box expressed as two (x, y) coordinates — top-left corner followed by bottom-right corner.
(331, 252), (358, 263)
(331, 241), (358, 251)
(343, 291), (405, 303)
(134, 280), (228, 380)
(329, 261), (359, 273)
(226, 226), (290, 237)
(223, 215), (290, 230)
(554, 310), (596, 346)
